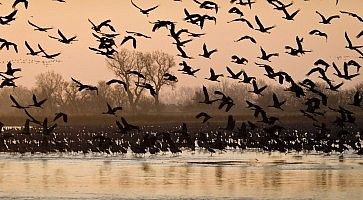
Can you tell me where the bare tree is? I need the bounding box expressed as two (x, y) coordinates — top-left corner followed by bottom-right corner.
(145, 51), (176, 109)
(107, 49), (146, 112)
(107, 49), (176, 112)
(34, 71), (67, 113)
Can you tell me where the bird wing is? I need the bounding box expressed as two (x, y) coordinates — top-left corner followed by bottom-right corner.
(345, 32), (353, 47)
(10, 95), (21, 107)
(254, 16), (264, 29)
(226, 66), (235, 76)
(32, 94), (37, 104)
(272, 93), (278, 103)
(71, 77), (82, 85)
(130, 0), (142, 10)
(37, 44), (45, 53)
(88, 19), (96, 28)
(120, 36), (132, 46)
(145, 5), (159, 12)
(58, 29), (67, 40)
(327, 15), (340, 22)
(28, 20), (40, 29)
(6, 10), (18, 19)
(24, 109), (40, 124)
(315, 11), (325, 21)
(24, 41), (34, 53)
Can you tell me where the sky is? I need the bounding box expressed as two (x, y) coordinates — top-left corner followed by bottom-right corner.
(0, 0), (362, 89)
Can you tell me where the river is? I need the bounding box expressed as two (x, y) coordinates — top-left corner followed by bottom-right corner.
(0, 151), (362, 199)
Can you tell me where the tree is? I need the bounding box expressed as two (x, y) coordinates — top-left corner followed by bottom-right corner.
(145, 51), (176, 109)
(107, 49), (176, 112)
(34, 71), (67, 114)
(107, 49), (146, 112)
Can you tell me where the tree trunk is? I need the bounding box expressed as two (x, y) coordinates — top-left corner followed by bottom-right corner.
(154, 95), (160, 112)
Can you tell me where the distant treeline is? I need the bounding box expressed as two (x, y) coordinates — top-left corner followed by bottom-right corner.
(0, 70), (361, 118)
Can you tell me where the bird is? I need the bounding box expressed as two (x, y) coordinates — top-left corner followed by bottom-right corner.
(234, 35), (256, 43)
(239, 71), (256, 84)
(316, 11), (340, 24)
(106, 79), (127, 91)
(38, 44), (61, 59)
(20, 119), (30, 135)
(136, 83), (157, 96)
(10, 95), (29, 109)
(205, 68), (223, 82)
(199, 85), (217, 104)
(71, 78), (98, 95)
(309, 30), (328, 41)
(349, 91), (362, 107)
(254, 16), (275, 33)
(131, 0), (159, 16)
(126, 31), (151, 39)
(116, 117), (140, 133)
(281, 8), (300, 21)
(42, 118), (57, 135)
(163, 73), (178, 82)
(225, 115), (236, 131)
(346, 60), (361, 73)
(227, 18), (254, 29)
(120, 36), (137, 49)
(258, 47), (279, 62)
(193, 0), (219, 13)
(48, 29), (77, 44)
(332, 62), (360, 80)
(0, 38), (18, 53)
(176, 44), (193, 59)
(314, 59), (330, 71)
(24, 109), (41, 125)
(88, 19), (115, 33)
(249, 80), (267, 96)
(24, 41), (42, 56)
(127, 70), (145, 79)
(214, 91), (235, 112)
(357, 30), (363, 38)
(231, 55), (248, 65)
(1, 61), (21, 76)
(233, 0), (255, 9)
(344, 32), (363, 57)
(195, 112), (212, 123)
(340, 11), (363, 23)
(226, 66), (243, 80)
(199, 43), (217, 58)
(268, 93), (286, 110)
(29, 94), (47, 108)
(53, 112), (68, 123)
(178, 61), (199, 77)
(0, 10), (18, 25)
(102, 103), (122, 116)
(28, 20), (53, 32)
(228, 7), (244, 17)
(12, 0), (28, 9)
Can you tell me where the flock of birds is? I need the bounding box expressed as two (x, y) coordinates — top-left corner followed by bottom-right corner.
(0, 0), (363, 156)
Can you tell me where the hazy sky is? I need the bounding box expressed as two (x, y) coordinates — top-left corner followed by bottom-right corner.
(0, 0), (362, 89)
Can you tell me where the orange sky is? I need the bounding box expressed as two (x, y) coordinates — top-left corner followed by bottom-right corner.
(0, 0), (362, 89)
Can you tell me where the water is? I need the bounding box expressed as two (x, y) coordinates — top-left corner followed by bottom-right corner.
(0, 151), (362, 200)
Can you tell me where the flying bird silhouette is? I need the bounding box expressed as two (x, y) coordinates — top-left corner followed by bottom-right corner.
(131, 0), (159, 17)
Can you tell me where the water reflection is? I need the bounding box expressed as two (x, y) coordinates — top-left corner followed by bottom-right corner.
(0, 152), (362, 199)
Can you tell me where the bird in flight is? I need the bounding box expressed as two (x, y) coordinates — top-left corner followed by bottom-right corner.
(28, 20), (53, 32)
(12, 0), (29, 9)
(131, 0), (159, 17)
(316, 11), (340, 24)
(49, 29), (77, 44)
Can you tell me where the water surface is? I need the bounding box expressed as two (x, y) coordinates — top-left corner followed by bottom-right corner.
(0, 152), (362, 200)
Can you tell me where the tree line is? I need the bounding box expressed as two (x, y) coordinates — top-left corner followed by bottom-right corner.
(0, 49), (362, 117)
